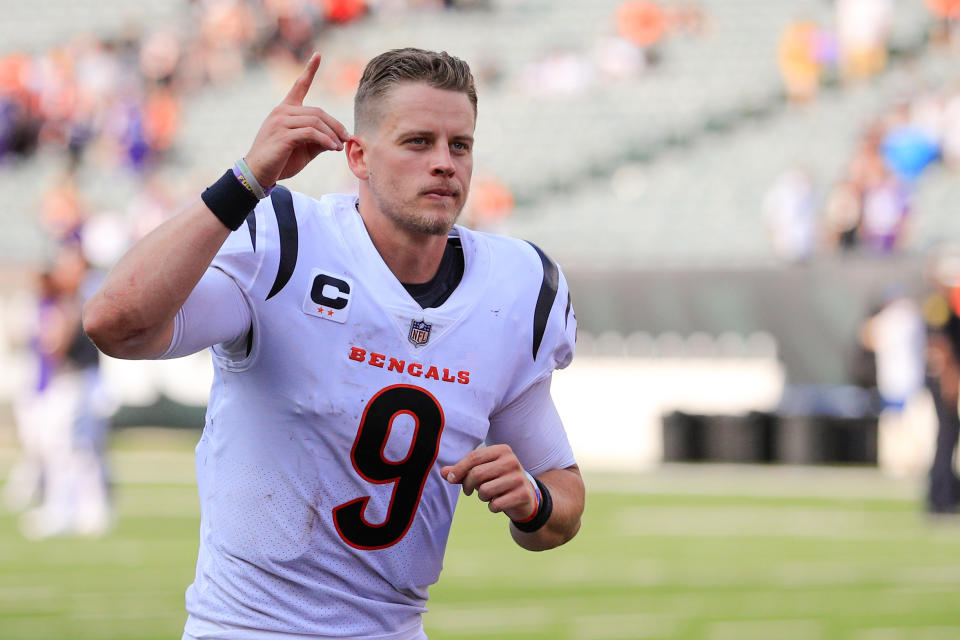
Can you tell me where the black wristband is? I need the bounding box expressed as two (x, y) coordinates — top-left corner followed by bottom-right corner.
(511, 477), (553, 533)
(201, 169), (259, 231)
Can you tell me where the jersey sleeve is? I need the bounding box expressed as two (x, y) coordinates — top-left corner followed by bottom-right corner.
(497, 241), (577, 410)
(159, 267), (251, 359)
(486, 375), (577, 475)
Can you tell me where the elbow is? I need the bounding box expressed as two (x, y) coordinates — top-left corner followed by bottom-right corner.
(82, 297), (120, 357)
(542, 518), (582, 551)
(557, 518), (581, 547)
(82, 297), (146, 359)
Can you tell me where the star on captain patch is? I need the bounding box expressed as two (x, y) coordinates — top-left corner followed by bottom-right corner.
(408, 319), (432, 347)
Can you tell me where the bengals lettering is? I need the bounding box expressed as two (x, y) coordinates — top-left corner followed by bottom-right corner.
(348, 347), (470, 385)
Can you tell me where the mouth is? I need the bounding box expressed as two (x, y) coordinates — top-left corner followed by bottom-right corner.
(421, 187), (456, 198)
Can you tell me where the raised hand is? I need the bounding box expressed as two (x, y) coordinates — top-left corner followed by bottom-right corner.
(441, 444), (539, 523)
(244, 52), (351, 189)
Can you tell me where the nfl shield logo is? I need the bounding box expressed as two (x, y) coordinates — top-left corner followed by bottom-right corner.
(408, 319), (432, 347)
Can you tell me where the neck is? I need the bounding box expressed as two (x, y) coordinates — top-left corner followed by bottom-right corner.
(356, 193), (450, 284)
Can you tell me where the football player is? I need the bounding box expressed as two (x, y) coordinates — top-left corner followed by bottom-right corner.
(83, 48), (584, 640)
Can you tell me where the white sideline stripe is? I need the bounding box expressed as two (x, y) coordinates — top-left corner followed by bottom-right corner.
(68, 609), (182, 621)
(853, 627), (960, 640)
(898, 565), (960, 585)
(706, 619), (823, 640)
(584, 466), (922, 501)
(0, 585), (57, 600)
(616, 506), (952, 541)
(441, 554), (960, 593)
(777, 563), (960, 589)
(571, 613), (677, 639)
(0, 446), (198, 485)
(426, 605), (551, 632)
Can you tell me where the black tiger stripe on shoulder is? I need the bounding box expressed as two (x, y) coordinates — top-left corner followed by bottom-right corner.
(266, 186), (298, 300)
(245, 210), (257, 251)
(565, 290), (572, 329)
(525, 241), (559, 360)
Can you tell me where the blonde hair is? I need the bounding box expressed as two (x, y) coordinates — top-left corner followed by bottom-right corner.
(354, 48), (477, 133)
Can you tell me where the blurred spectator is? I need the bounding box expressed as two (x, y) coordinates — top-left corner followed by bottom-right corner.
(198, 0), (258, 83)
(836, 0), (893, 81)
(942, 89), (960, 169)
(593, 36), (647, 81)
(925, 0), (960, 45)
(926, 0), (960, 20)
(613, 1), (708, 71)
(860, 288), (929, 476)
(616, 0), (667, 50)
(4, 242), (113, 538)
(260, 0), (325, 66)
(859, 174), (910, 253)
(830, 120), (914, 254)
(142, 85), (181, 159)
(922, 248), (960, 513)
(139, 29), (182, 86)
(324, 0), (368, 23)
(40, 171), (87, 242)
(880, 101), (941, 183)
(823, 179), (862, 251)
(0, 52), (42, 160)
(777, 19), (824, 103)
(763, 167), (816, 263)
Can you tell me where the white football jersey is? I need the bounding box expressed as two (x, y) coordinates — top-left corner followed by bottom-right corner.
(183, 189), (577, 639)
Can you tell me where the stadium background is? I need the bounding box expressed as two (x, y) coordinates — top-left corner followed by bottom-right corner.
(3, 0), (960, 638)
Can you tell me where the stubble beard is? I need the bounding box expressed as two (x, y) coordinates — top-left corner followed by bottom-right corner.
(370, 173), (465, 237)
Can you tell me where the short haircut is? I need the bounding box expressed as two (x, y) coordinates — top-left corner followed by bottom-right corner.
(354, 48), (477, 134)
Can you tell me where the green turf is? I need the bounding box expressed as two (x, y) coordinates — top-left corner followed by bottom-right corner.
(2, 430), (960, 640)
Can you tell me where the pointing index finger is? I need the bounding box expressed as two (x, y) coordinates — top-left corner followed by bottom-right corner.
(284, 52), (322, 106)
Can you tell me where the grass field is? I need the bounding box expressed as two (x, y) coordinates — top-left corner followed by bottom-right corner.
(3, 428), (960, 640)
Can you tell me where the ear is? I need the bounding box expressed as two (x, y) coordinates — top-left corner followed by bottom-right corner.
(345, 136), (369, 181)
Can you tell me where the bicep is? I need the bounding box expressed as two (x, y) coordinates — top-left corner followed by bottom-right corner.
(486, 375), (576, 476)
(159, 267), (252, 359)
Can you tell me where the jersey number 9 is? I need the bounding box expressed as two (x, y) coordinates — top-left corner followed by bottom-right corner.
(333, 385), (445, 550)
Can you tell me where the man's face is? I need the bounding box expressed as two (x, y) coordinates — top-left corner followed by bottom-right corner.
(362, 82), (475, 236)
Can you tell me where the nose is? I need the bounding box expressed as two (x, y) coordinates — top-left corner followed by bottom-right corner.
(430, 144), (455, 177)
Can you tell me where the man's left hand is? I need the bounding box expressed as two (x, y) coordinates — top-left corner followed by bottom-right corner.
(441, 445), (537, 522)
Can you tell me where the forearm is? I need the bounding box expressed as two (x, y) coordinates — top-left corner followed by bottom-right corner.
(83, 198), (231, 359)
(510, 465), (584, 551)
